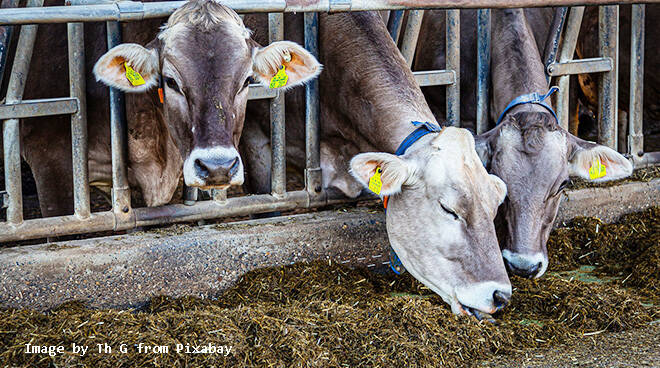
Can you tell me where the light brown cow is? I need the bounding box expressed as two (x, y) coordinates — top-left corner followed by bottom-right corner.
(20, 0), (319, 217)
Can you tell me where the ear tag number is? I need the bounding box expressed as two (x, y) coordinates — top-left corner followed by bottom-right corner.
(124, 62), (145, 86)
(588, 157), (607, 180)
(369, 167), (383, 195)
(269, 65), (288, 89)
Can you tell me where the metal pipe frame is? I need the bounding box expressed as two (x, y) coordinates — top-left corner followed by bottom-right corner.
(628, 4), (644, 157)
(0, 97), (78, 119)
(476, 8), (490, 134)
(269, 12), (286, 198)
(399, 9), (424, 67)
(445, 9), (460, 126)
(543, 7), (568, 83)
(552, 6), (584, 130)
(1, 0), (660, 25)
(387, 10), (404, 44)
(597, 5), (618, 150)
(304, 12), (322, 196)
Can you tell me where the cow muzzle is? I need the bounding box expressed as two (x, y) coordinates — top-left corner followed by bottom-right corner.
(502, 249), (548, 279)
(183, 146), (244, 188)
(454, 281), (512, 320)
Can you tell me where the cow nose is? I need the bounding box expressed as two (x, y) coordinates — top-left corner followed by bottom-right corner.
(504, 258), (542, 279)
(493, 290), (510, 310)
(194, 156), (239, 184)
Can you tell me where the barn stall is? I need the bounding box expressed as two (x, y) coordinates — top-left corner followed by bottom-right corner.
(0, 0), (659, 366)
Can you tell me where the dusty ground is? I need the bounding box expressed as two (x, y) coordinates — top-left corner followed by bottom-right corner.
(480, 324), (660, 368)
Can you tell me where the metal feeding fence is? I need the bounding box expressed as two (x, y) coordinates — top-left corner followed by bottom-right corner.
(0, 0), (658, 242)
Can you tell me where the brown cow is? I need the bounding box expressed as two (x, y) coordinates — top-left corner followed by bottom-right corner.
(241, 12), (511, 317)
(19, 0), (319, 217)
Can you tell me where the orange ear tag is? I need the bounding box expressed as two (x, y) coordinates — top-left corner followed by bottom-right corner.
(158, 88), (164, 104)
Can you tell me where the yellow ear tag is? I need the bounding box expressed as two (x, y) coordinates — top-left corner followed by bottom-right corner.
(269, 65), (288, 89)
(124, 62), (145, 86)
(369, 167), (383, 195)
(588, 157), (607, 180)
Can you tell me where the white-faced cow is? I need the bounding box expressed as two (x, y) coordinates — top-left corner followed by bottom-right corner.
(19, 0), (319, 217)
(241, 12), (511, 317)
(415, 9), (632, 279)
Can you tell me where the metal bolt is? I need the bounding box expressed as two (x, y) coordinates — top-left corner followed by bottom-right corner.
(122, 206), (129, 213)
(315, 185), (322, 193)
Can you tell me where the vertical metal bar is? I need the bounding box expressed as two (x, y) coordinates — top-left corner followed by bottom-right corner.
(106, 20), (131, 218)
(628, 4), (644, 157)
(597, 5), (618, 150)
(269, 13), (285, 197)
(555, 6), (584, 131)
(399, 9), (424, 67)
(476, 8), (490, 134)
(183, 185), (198, 206)
(387, 10), (404, 45)
(304, 12), (321, 196)
(543, 7), (568, 83)
(68, 22), (90, 218)
(445, 9), (460, 126)
(2, 0), (43, 224)
(212, 188), (227, 203)
(0, 0), (20, 89)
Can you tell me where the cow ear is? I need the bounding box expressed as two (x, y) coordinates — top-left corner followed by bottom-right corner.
(252, 41), (321, 90)
(474, 129), (497, 168)
(567, 135), (632, 182)
(349, 152), (410, 196)
(93, 43), (159, 93)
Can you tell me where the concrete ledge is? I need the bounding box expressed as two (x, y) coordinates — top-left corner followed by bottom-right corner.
(0, 179), (658, 310)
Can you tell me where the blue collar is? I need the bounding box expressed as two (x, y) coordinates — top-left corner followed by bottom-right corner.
(387, 120), (442, 275)
(495, 86), (559, 125)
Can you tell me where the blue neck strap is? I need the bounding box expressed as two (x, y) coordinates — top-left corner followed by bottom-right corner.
(495, 86), (559, 126)
(387, 120), (442, 275)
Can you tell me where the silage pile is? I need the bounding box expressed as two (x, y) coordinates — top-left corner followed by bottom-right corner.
(0, 208), (658, 367)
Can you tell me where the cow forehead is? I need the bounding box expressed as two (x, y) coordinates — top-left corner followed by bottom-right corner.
(162, 24), (249, 61)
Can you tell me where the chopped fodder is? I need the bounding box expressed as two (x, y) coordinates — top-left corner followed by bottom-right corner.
(0, 261), (655, 368)
(547, 206), (660, 297)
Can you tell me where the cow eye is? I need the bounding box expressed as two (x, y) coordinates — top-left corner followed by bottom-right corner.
(242, 76), (254, 90)
(440, 203), (459, 221)
(165, 77), (180, 93)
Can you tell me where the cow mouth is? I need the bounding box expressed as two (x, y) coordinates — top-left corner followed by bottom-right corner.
(461, 304), (496, 323)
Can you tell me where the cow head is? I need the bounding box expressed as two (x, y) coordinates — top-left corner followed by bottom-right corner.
(476, 111), (632, 278)
(93, 0), (320, 189)
(350, 127), (512, 317)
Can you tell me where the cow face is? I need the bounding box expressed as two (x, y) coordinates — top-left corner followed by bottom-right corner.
(351, 127), (512, 317)
(94, 0), (320, 189)
(476, 112), (632, 278)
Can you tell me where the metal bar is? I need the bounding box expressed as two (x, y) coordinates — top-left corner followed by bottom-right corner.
(543, 7), (568, 83)
(212, 188), (227, 202)
(183, 184), (198, 206)
(0, 0), (19, 89)
(387, 10), (404, 44)
(597, 5), (618, 150)
(628, 4), (644, 157)
(476, 8), (490, 134)
(2, 0), (43, 225)
(445, 9), (460, 126)
(106, 20), (132, 222)
(247, 84), (278, 100)
(68, 22), (90, 219)
(304, 12), (322, 196)
(0, 97), (78, 119)
(1, 0), (659, 25)
(548, 57), (612, 76)
(413, 70), (455, 86)
(554, 6), (584, 131)
(269, 13), (286, 197)
(399, 9), (424, 67)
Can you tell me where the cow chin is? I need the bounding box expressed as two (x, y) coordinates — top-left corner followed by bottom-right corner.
(183, 146), (245, 188)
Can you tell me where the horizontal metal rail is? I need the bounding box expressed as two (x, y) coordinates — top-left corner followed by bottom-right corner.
(0, 0), (659, 25)
(547, 56), (612, 76)
(0, 97), (78, 119)
(413, 70), (455, 86)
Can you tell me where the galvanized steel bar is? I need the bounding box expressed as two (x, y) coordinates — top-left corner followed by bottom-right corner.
(2, 0), (659, 25)
(248, 84), (278, 100)
(106, 20), (132, 221)
(597, 5), (618, 150)
(269, 12), (286, 197)
(0, 97), (78, 120)
(68, 22), (90, 218)
(543, 7), (567, 83)
(413, 70), (455, 86)
(183, 185), (198, 206)
(445, 9), (460, 126)
(399, 9), (424, 67)
(548, 57), (611, 76)
(304, 12), (322, 196)
(387, 10), (404, 44)
(476, 8), (490, 134)
(0, 0), (19, 89)
(628, 4), (644, 157)
(554, 6), (584, 131)
(2, 0), (43, 225)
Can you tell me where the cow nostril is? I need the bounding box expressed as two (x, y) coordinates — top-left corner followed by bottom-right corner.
(493, 290), (510, 310)
(227, 157), (239, 177)
(504, 258), (542, 279)
(194, 158), (209, 179)
(529, 262), (542, 276)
